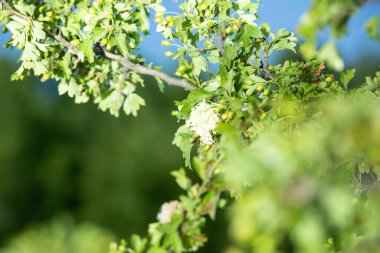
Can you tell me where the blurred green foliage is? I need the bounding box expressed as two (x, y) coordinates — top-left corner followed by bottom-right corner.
(0, 216), (114, 253)
(225, 92), (380, 253)
(0, 58), (184, 242)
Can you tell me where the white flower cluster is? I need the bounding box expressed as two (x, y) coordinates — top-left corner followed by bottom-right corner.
(186, 101), (219, 145)
(157, 200), (180, 223)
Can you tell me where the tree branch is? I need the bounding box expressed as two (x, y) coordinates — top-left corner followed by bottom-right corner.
(0, 0), (28, 20)
(103, 51), (197, 90)
(0, 0), (197, 90)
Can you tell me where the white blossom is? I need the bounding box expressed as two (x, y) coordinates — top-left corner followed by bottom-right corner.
(186, 101), (219, 145)
(157, 200), (180, 223)
(208, 80), (220, 87)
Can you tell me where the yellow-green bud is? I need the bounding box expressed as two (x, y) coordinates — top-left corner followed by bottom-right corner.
(225, 26), (233, 35)
(325, 76), (333, 83)
(227, 111), (235, 121)
(204, 40), (212, 47)
(178, 65), (186, 72)
(156, 11), (164, 18)
(256, 84), (264, 91)
(244, 79), (253, 85)
(203, 144), (211, 151)
(71, 39), (80, 47)
(161, 40), (171, 46)
(100, 38), (108, 47)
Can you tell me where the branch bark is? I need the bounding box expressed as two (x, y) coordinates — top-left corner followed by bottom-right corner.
(104, 51), (196, 90)
(0, 0), (197, 90)
(0, 0), (28, 20)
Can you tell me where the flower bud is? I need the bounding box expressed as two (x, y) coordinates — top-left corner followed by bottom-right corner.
(161, 40), (171, 46)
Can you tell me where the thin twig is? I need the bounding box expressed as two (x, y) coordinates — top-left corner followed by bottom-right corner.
(196, 46), (218, 52)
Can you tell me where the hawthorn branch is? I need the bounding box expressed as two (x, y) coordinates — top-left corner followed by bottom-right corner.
(103, 51), (197, 90)
(1, 0), (197, 90)
(0, 0), (28, 20)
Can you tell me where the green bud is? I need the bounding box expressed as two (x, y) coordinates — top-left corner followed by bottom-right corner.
(178, 65), (186, 72)
(71, 39), (80, 47)
(100, 38), (108, 47)
(203, 144), (211, 151)
(161, 40), (171, 46)
(227, 111), (235, 121)
(325, 76), (333, 83)
(225, 26), (233, 35)
(256, 84), (264, 91)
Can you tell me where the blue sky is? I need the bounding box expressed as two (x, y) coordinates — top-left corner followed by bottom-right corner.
(1, 0), (379, 71)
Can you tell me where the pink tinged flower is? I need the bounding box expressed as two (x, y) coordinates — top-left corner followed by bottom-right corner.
(157, 200), (180, 223)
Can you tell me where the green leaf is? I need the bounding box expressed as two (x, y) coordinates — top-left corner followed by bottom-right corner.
(20, 42), (39, 62)
(131, 234), (147, 253)
(33, 60), (48, 76)
(92, 27), (108, 42)
(238, 24), (262, 47)
(221, 69), (235, 93)
(223, 45), (240, 68)
(172, 126), (193, 168)
(319, 42), (344, 71)
(251, 75), (266, 83)
(193, 157), (206, 180)
(78, 40), (95, 63)
(138, 5), (150, 34)
(192, 55), (208, 76)
(365, 16), (380, 42)
(340, 69), (356, 90)
(99, 90), (124, 117)
(32, 21), (46, 41)
(112, 34), (129, 56)
(171, 168), (192, 190)
(123, 93), (145, 117)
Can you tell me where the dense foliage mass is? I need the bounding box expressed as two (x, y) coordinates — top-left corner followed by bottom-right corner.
(1, 0), (380, 253)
